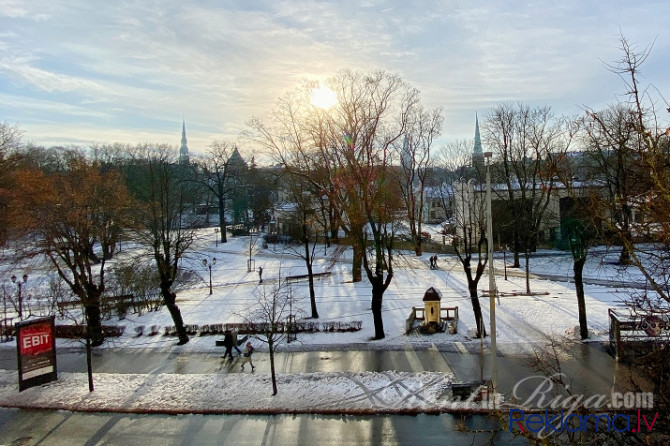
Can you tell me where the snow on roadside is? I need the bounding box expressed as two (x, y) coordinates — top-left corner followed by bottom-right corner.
(0, 369), (457, 414)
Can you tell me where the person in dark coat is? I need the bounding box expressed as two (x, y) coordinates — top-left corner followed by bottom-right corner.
(221, 330), (236, 360)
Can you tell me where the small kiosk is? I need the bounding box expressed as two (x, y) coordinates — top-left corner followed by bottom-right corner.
(423, 287), (442, 325)
(405, 287), (458, 334)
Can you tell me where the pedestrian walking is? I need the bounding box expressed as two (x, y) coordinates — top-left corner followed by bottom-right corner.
(240, 342), (256, 371)
(232, 333), (242, 356)
(258, 266), (263, 283)
(221, 330), (242, 359)
(221, 330), (235, 360)
(433, 255), (438, 269)
(429, 255), (435, 269)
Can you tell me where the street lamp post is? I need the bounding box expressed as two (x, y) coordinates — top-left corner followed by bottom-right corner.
(503, 245), (508, 281)
(11, 274), (28, 320)
(202, 258), (216, 295)
(484, 151), (498, 397)
(248, 228), (256, 272)
(1, 285), (10, 342)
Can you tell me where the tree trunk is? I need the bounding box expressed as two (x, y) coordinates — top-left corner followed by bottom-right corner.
(524, 252), (531, 295)
(371, 286), (385, 339)
(302, 220), (319, 318)
(352, 243), (363, 283)
(85, 332), (94, 391)
(512, 233), (521, 268)
(468, 285), (486, 338)
(415, 237), (422, 257)
(307, 272), (318, 318)
(617, 202), (633, 265)
(162, 286), (189, 344)
(304, 234), (319, 319)
(84, 291), (105, 347)
(574, 256), (588, 339)
(618, 246), (630, 266)
(269, 339), (278, 395)
(218, 194), (227, 243)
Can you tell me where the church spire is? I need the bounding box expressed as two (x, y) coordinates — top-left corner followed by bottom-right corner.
(179, 120), (189, 165)
(473, 112), (483, 158)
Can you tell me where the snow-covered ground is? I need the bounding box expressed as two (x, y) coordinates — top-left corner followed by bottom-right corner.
(0, 230), (654, 414)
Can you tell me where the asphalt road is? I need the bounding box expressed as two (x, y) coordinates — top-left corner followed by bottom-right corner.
(0, 342), (643, 445)
(0, 408), (527, 446)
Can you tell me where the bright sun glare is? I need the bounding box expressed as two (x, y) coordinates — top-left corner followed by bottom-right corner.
(310, 86), (337, 110)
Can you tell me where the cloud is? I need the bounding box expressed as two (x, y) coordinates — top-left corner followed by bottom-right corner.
(0, 0), (668, 150)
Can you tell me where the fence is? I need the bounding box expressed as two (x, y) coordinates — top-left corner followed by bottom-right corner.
(406, 306), (459, 334)
(609, 308), (669, 360)
(159, 320), (363, 338)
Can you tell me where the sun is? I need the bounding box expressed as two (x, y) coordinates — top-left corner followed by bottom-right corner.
(310, 85), (337, 110)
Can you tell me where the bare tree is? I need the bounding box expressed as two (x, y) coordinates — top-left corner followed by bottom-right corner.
(242, 282), (301, 395)
(585, 35), (670, 302)
(452, 178), (488, 338)
(396, 105), (443, 256)
(431, 140), (482, 233)
(128, 145), (197, 345)
(195, 141), (247, 243)
(484, 103), (571, 293)
(13, 157), (132, 345)
(581, 105), (642, 266)
(277, 174), (322, 318)
(251, 70), (429, 339)
(584, 35), (670, 440)
(0, 122), (24, 245)
(0, 122), (23, 156)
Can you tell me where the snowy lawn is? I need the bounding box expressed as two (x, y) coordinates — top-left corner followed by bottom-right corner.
(0, 230), (653, 413)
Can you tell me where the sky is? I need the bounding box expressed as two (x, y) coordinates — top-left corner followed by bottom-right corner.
(1, 0), (669, 159)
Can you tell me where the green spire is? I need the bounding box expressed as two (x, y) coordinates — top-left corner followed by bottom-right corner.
(473, 112), (483, 158)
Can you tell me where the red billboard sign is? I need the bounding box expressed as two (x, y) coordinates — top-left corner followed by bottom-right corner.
(16, 316), (57, 391)
(19, 321), (53, 356)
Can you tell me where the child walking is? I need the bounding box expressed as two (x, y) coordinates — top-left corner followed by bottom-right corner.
(240, 342), (255, 371)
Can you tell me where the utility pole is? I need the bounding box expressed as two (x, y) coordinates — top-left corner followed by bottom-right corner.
(484, 152), (498, 397)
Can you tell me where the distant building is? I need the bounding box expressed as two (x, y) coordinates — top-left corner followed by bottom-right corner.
(422, 183), (454, 224)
